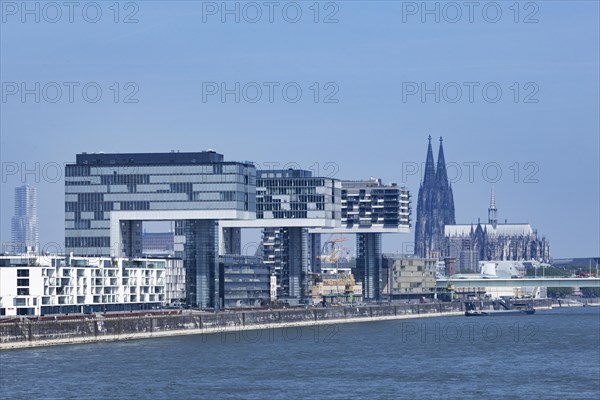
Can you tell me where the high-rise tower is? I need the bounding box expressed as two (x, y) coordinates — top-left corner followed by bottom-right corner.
(414, 136), (455, 258)
(11, 185), (39, 254)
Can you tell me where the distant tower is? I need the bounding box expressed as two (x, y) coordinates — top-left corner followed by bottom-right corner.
(488, 186), (498, 229)
(414, 136), (455, 259)
(11, 185), (39, 254)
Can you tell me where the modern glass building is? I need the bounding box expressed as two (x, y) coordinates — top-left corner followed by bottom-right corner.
(64, 151), (256, 308)
(256, 169), (341, 304)
(219, 255), (270, 308)
(341, 179), (411, 301)
(11, 185), (39, 254)
(341, 179), (410, 231)
(63, 154), (412, 307)
(256, 169), (340, 221)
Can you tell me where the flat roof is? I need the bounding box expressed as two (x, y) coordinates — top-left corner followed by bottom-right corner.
(74, 151), (225, 165)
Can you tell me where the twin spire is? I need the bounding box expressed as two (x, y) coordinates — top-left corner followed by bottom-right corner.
(423, 135), (449, 188)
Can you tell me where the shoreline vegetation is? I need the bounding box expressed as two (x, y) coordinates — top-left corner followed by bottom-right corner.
(1, 299), (598, 350)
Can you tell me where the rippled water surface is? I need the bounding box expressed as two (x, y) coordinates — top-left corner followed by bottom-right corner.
(1, 307), (599, 399)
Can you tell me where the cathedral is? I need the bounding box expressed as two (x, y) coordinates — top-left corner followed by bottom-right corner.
(444, 189), (551, 272)
(414, 136), (550, 271)
(414, 136), (456, 259)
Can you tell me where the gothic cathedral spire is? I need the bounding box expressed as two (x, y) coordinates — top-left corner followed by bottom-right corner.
(488, 186), (498, 228)
(414, 136), (456, 259)
(436, 137), (449, 188)
(423, 135), (436, 186)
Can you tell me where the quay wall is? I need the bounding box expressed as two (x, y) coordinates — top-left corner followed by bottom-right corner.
(0, 299), (557, 350)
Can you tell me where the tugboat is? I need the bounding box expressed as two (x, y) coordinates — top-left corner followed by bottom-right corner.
(465, 300), (535, 316)
(464, 301), (488, 316)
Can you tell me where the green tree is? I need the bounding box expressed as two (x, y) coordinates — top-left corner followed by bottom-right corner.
(547, 287), (574, 298)
(526, 267), (570, 277)
(580, 287), (600, 297)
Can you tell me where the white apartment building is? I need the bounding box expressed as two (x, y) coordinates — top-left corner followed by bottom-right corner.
(0, 255), (183, 316)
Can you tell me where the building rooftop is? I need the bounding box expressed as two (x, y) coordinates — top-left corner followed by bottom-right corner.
(342, 178), (404, 189)
(445, 223), (534, 237)
(257, 169), (313, 178)
(74, 151), (225, 165)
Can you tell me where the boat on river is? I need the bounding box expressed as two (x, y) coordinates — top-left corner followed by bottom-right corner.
(464, 300), (535, 316)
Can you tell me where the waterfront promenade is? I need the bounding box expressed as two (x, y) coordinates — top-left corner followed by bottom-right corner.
(4, 299), (593, 350)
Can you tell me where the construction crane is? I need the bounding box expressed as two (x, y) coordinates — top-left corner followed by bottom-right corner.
(317, 235), (354, 303)
(317, 235), (349, 266)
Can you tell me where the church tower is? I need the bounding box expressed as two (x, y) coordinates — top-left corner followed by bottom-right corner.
(414, 136), (455, 258)
(488, 186), (498, 229)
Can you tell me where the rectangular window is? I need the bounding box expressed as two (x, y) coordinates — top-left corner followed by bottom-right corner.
(17, 288), (30, 295)
(17, 269), (29, 277)
(17, 279), (29, 287)
(14, 298), (26, 306)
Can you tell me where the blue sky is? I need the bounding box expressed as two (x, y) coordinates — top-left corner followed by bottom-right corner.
(1, 1), (598, 258)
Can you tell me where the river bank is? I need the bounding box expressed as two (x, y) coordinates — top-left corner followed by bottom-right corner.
(1, 298), (595, 350)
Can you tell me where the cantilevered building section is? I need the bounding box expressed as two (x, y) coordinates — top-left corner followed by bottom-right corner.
(64, 152), (412, 308)
(64, 151), (256, 308)
(341, 179), (410, 231)
(11, 185), (39, 254)
(339, 178), (411, 301)
(255, 169), (340, 304)
(255, 169), (340, 222)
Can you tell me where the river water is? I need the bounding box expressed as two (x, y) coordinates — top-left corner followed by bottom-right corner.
(1, 307), (599, 399)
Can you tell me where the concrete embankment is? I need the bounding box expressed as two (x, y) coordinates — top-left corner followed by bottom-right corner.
(0, 299), (557, 350)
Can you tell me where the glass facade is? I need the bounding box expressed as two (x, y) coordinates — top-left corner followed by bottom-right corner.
(262, 227), (314, 304)
(184, 220), (219, 308)
(64, 152), (256, 257)
(356, 233), (382, 301)
(258, 170), (340, 304)
(256, 169), (341, 221)
(341, 179), (411, 230)
(64, 151), (255, 308)
(219, 255), (270, 309)
(11, 185), (39, 254)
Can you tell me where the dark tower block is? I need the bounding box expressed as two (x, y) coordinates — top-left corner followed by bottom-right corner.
(414, 136), (455, 259)
(356, 233), (382, 301)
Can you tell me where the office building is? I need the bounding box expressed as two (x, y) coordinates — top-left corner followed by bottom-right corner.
(64, 151), (256, 308)
(219, 255), (270, 308)
(62, 152), (412, 307)
(341, 178), (411, 301)
(255, 169), (341, 304)
(11, 185), (39, 254)
(382, 255), (437, 299)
